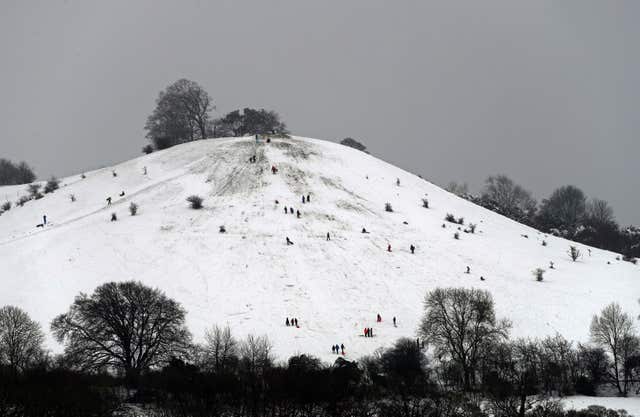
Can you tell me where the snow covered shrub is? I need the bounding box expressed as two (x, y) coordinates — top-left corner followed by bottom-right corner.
(533, 268), (545, 282)
(70, 194), (76, 202)
(457, 217), (464, 225)
(112, 170), (117, 177)
(142, 144), (154, 154)
(445, 213), (456, 223)
(385, 202), (393, 212)
(542, 240), (547, 246)
(422, 198), (429, 208)
(1, 201), (11, 212)
(16, 195), (30, 206)
(622, 255), (637, 265)
(454, 232), (460, 240)
(468, 223), (476, 233)
(441, 223), (446, 228)
(187, 195), (203, 209)
(43, 176), (60, 194)
(81, 173), (86, 179)
(568, 245), (581, 261)
(27, 183), (42, 200)
(129, 202), (138, 216)
(110, 212), (117, 221)
(219, 225), (226, 233)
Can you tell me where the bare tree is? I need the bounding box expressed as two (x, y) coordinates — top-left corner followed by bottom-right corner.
(418, 287), (511, 391)
(590, 303), (639, 395)
(538, 185), (587, 231)
(482, 175), (536, 218)
(586, 198), (616, 228)
(0, 305), (45, 373)
(51, 281), (192, 386)
(0, 159), (36, 185)
(239, 334), (273, 377)
(203, 324), (238, 373)
(446, 181), (469, 197)
(145, 79), (214, 149)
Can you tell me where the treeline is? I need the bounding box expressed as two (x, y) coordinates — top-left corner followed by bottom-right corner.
(447, 176), (640, 260)
(0, 158), (36, 185)
(143, 79), (288, 152)
(1, 282), (639, 416)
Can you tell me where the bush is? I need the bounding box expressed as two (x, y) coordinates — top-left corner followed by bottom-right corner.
(187, 195), (203, 209)
(16, 195), (31, 206)
(568, 245), (581, 261)
(43, 177), (60, 194)
(457, 217), (464, 225)
(454, 232), (460, 240)
(533, 268), (545, 282)
(1, 201), (11, 212)
(542, 240), (547, 246)
(142, 144), (154, 154)
(422, 198), (429, 208)
(468, 223), (476, 233)
(445, 213), (456, 223)
(27, 183), (43, 200)
(129, 202), (138, 216)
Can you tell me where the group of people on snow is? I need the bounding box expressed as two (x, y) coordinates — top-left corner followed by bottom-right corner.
(285, 317), (299, 327)
(331, 344), (345, 355)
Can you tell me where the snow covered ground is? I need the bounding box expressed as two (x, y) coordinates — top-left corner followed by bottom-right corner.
(0, 136), (638, 365)
(563, 396), (640, 416)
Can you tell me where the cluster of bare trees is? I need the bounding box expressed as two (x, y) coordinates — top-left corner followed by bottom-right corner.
(1, 283), (638, 416)
(0, 159), (36, 185)
(447, 174), (638, 258)
(144, 79), (288, 151)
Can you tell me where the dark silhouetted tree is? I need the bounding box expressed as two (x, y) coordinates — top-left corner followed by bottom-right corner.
(145, 79), (214, 149)
(51, 281), (191, 386)
(0, 159), (36, 185)
(419, 287), (511, 391)
(0, 305), (45, 373)
(537, 185), (586, 232)
(590, 303), (639, 395)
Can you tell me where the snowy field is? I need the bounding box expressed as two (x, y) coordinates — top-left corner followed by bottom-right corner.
(563, 396), (640, 416)
(0, 136), (638, 365)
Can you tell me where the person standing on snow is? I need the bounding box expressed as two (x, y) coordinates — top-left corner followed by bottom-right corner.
(377, 314), (382, 323)
(286, 237), (294, 246)
(302, 196), (305, 204)
(393, 316), (397, 327)
(296, 210), (301, 218)
(326, 232), (330, 241)
(284, 206), (288, 214)
(410, 244), (415, 254)
(43, 215), (47, 225)
(387, 244), (392, 252)
(306, 194), (310, 203)
(331, 345), (336, 354)
(341, 344), (345, 355)
(286, 318), (290, 326)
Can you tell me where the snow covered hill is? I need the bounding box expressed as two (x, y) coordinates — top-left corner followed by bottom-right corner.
(1, 136), (638, 362)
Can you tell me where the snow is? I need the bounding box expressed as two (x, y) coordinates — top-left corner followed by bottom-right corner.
(0, 136), (638, 365)
(563, 396), (640, 416)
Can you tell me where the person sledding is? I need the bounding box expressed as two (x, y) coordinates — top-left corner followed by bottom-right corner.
(271, 165), (278, 174)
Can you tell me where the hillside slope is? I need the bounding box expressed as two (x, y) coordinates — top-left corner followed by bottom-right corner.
(1, 136), (638, 361)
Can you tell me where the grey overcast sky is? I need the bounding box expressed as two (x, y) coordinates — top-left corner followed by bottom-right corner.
(1, 0), (639, 224)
